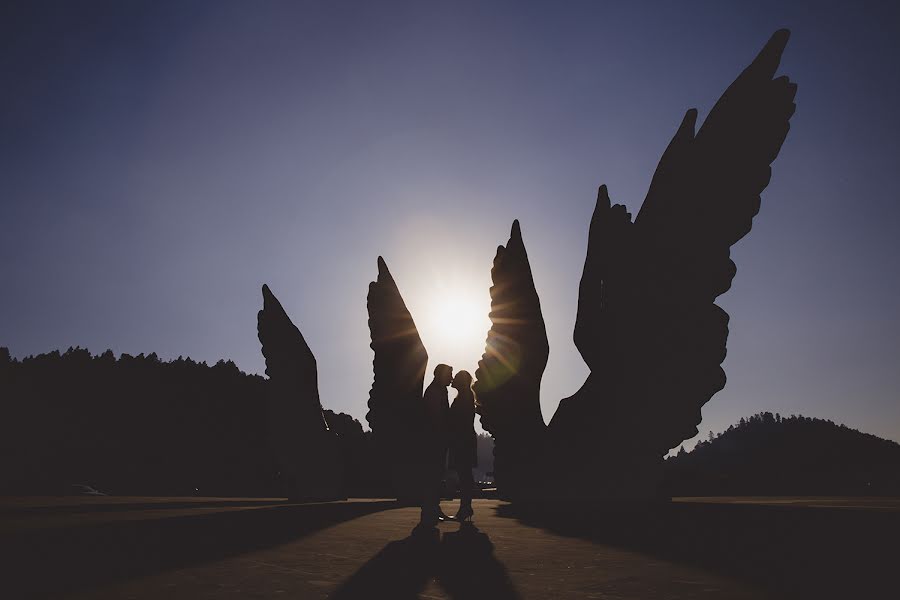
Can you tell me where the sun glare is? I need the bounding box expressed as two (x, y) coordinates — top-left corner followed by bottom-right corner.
(418, 285), (492, 375)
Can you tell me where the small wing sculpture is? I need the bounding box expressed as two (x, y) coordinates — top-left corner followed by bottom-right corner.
(258, 284), (342, 500)
(479, 30), (797, 501)
(366, 257), (430, 502)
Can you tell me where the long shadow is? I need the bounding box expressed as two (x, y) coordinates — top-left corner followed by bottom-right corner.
(331, 523), (520, 600)
(438, 523), (520, 600)
(496, 500), (899, 598)
(3, 499), (396, 598)
(0, 497), (291, 517)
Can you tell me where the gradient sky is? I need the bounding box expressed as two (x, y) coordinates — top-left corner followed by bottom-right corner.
(2, 1), (898, 448)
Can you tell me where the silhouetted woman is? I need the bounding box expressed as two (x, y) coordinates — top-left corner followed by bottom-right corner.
(448, 370), (477, 521)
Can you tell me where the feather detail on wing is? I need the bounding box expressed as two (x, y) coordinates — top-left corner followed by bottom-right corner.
(365, 256), (428, 444)
(474, 220), (548, 494)
(258, 284), (328, 431)
(258, 284), (340, 499)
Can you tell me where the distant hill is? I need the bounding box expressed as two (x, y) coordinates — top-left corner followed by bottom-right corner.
(665, 412), (900, 496)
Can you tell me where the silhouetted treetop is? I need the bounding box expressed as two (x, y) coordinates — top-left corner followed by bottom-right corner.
(666, 412), (900, 496)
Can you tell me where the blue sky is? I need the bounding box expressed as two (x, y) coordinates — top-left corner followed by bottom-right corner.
(2, 1), (898, 447)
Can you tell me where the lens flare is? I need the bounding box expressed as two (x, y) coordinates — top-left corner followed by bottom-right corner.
(418, 286), (492, 374)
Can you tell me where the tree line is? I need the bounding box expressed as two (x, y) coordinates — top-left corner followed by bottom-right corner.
(0, 347), (493, 496)
(6, 347), (894, 498)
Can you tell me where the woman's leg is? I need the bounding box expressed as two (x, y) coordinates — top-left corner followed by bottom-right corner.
(459, 468), (474, 508)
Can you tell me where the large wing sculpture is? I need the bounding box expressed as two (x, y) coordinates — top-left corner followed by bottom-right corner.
(478, 30), (797, 501)
(258, 284), (342, 500)
(473, 221), (549, 498)
(365, 257), (430, 502)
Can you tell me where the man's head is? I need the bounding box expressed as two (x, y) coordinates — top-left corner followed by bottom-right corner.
(434, 363), (453, 387)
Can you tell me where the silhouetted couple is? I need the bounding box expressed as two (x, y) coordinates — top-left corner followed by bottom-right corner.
(419, 363), (478, 528)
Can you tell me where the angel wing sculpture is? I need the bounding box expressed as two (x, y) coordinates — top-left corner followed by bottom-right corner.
(473, 220), (549, 500)
(257, 284), (343, 500)
(365, 257), (430, 503)
(476, 30), (798, 501)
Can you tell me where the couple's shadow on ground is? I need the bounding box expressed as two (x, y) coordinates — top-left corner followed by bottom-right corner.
(331, 522), (520, 600)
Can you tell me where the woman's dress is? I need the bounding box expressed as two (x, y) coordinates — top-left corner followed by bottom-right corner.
(448, 392), (477, 470)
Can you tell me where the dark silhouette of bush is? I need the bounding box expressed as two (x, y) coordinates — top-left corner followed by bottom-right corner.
(665, 412), (900, 496)
(323, 409), (393, 498)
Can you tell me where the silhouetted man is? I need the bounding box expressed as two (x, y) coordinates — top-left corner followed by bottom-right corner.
(419, 363), (453, 527)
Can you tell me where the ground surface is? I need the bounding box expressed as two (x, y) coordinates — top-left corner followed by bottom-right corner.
(1, 496), (897, 599)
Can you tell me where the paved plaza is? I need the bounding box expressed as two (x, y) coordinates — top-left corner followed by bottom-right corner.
(2, 496), (897, 599)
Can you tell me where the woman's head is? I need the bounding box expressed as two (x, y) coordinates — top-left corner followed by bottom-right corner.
(451, 370), (473, 391)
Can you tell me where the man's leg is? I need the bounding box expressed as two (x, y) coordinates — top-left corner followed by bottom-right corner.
(419, 452), (441, 525)
(434, 450), (449, 518)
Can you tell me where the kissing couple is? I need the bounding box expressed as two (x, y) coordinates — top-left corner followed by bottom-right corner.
(418, 363), (478, 528)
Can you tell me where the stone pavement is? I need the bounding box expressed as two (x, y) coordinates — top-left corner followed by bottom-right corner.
(2, 496), (897, 599)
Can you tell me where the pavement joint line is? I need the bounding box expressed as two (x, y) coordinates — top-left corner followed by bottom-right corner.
(243, 559), (318, 576)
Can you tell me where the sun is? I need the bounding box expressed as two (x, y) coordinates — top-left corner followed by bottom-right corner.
(430, 294), (483, 343)
(417, 284), (492, 375)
